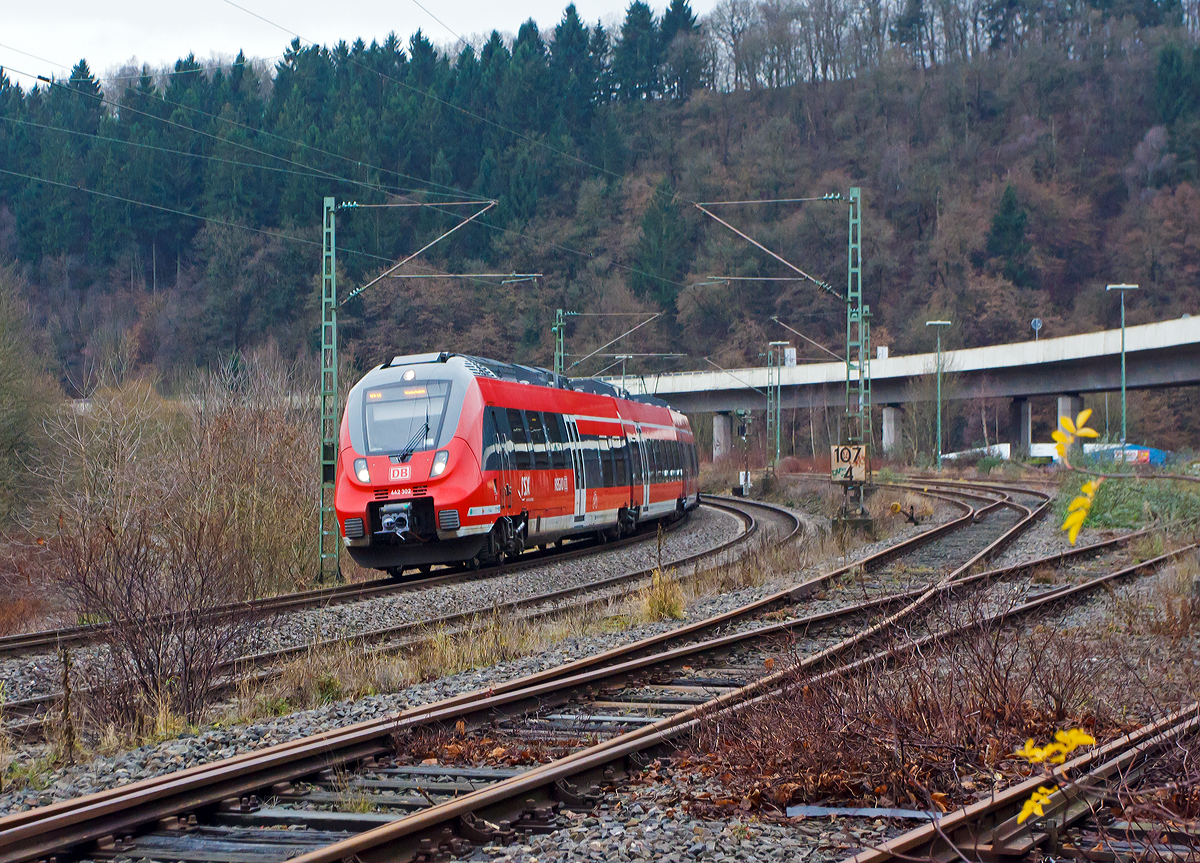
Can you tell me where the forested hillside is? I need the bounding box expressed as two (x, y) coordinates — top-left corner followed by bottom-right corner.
(1, 0), (1199, 423)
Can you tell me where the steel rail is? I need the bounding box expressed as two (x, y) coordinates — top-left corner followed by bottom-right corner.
(2, 500), (770, 736)
(844, 702), (1200, 863)
(0, 507), (694, 658)
(0, 485), (1043, 861)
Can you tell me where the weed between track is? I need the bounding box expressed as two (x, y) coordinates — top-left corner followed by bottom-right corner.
(393, 727), (585, 769)
(639, 569), (686, 622)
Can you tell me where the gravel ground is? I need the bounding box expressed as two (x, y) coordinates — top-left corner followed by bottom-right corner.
(0, 506), (742, 705)
(988, 516), (1135, 570)
(459, 788), (908, 863)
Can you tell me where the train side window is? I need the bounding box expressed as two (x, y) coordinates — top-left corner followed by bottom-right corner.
(598, 436), (613, 487)
(483, 407), (509, 472)
(545, 413), (566, 470)
(612, 436), (628, 487)
(527, 411), (547, 470)
(648, 439), (660, 483)
(671, 440), (681, 478)
(582, 435), (602, 488)
(508, 408), (530, 470)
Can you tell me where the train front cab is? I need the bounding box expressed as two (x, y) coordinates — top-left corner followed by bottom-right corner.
(335, 358), (492, 571)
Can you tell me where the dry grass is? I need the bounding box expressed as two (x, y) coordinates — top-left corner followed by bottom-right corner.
(330, 766), (379, 813)
(0, 597), (43, 637)
(235, 602), (630, 717)
(1110, 555), (1200, 638)
(685, 618), (1131, 816)
(639, 568), (686, 621)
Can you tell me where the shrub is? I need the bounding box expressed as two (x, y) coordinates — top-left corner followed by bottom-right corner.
(640, 569), (685, 621)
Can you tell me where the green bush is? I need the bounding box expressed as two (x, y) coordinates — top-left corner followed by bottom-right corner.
(976, 456), (1004, 475)
(1055, 470), (1200, 531)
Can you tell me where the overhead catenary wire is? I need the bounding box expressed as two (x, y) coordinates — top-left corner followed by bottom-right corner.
(407, 0), (472, 50)
(0, 41), (284, 84)
(696, 196), (841, 205)
(694, 203), (844, 301)
(770, 315), (843, 362)
(2, 57), (488, 205)
(0, 113), (446, 196)
(703, 357), (766, 396)
(7, 59), (689, 293)
(565, 314), (661, 371)
(341, 202), (496, 304)
(2, 30), (693, 294)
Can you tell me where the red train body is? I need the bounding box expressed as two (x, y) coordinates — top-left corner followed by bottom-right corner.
(335, 352), (700, 574)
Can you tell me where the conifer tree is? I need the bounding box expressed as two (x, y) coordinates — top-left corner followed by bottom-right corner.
(631, 177), (690, 307)
(613, 2), (661, 100)
(985, 184), (1034, 288)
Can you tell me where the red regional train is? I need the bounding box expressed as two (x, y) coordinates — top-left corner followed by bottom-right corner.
(335, 352), (701, 574)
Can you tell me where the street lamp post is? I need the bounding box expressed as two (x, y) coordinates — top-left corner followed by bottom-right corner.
(926, 321), (952, 470)
(1106, 284), (1138, 444)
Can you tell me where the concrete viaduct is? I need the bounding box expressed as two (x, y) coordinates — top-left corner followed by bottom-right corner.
(604, 317), (1200, 458)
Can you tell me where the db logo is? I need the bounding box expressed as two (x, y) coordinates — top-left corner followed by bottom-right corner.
(519, 476), (531, 498)
(389, 465), (411, 481)
(554, 477), (568, 492)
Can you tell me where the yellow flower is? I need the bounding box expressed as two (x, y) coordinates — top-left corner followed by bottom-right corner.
(1054, 729), (1096, 749)
(1060, 476), (1104, 545)
(1017, 786), (1059, 824)
(1016, 728), (1096, 766)
(1014, 739), (1046, 762)
(1060, 415), (1077, 434)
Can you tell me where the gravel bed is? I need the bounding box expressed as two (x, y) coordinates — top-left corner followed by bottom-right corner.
(458, 787), (908, 863)
(988, 516), (1136, 570)
(0, 506), (742, 705)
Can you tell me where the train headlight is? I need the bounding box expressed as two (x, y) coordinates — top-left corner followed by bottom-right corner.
(353, 458), (370, 483)
(431, 450), (450, 477)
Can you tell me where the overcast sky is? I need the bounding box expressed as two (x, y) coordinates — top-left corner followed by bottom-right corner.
(2, 0), (718, 86)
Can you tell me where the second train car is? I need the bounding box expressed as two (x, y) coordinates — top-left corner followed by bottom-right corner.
(335, 352), (700, 574)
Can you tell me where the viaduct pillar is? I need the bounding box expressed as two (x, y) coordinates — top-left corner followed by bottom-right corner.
(1057, 394), (1084, 431)
(881, 406), (902, 455)
(1010, 397), (1032, 454)
(713, 412), (733, 462)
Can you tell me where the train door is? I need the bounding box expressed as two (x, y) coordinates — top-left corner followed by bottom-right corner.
(633, 425), (650, 510)
(565, 418), (586, 522)
(488, 407), (514, 514)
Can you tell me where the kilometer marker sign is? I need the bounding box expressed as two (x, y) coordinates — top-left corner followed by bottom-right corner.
(831, 444), (867, 483)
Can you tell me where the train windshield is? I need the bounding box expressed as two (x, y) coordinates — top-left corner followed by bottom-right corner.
(362, 381), (453, 456)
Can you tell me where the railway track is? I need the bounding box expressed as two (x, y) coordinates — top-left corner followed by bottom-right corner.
(10, 479), (1158, 863)
(0, 499), (782, 737)
(0, 508), (697, 660)
(849, 702), (1200, 863)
